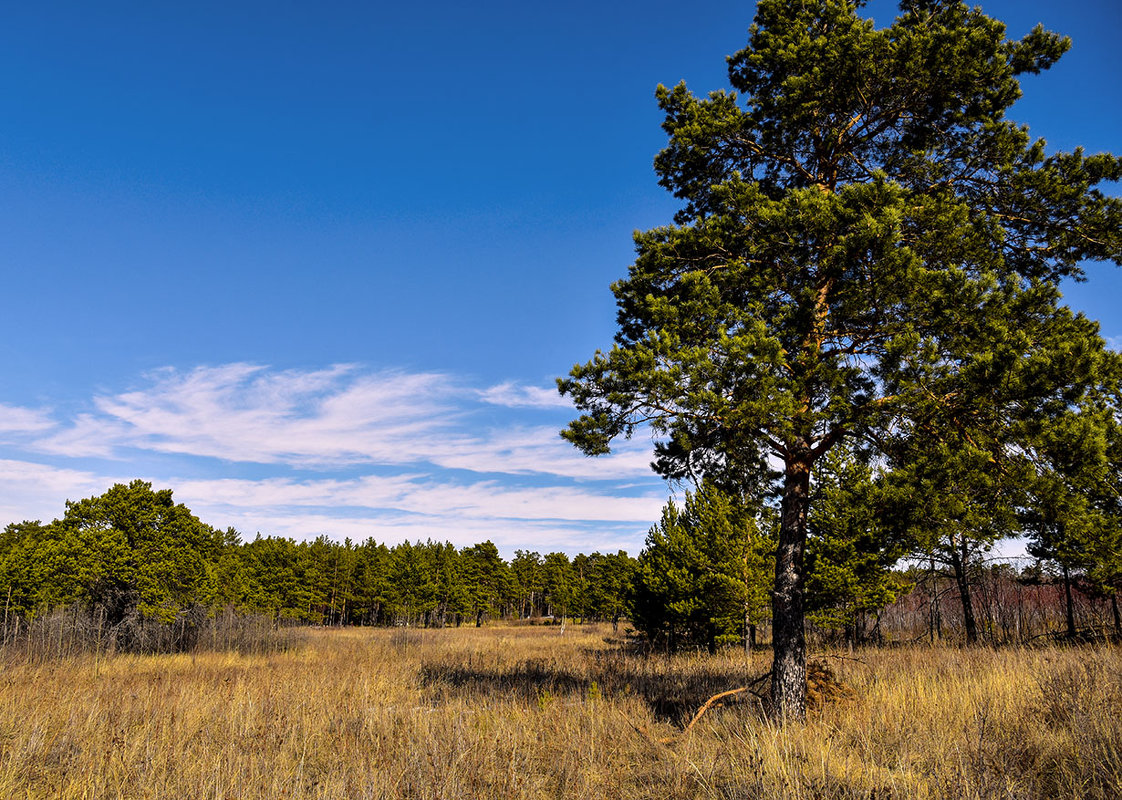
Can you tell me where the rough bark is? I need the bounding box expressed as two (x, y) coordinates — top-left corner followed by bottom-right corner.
(928, 555), (942, 644)
(771, 453), (811, 721)
(949, 535), (978, 644)
(1062, 563), (1077, 638)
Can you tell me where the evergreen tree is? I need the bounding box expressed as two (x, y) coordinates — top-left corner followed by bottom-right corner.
(571, 553), (593, 622)
(208, 527), (250, 610)
(805, 447), (909, 643)
(1086, 413), (1122, 636)
(305, 535), (353, 625)
(431, 541), (469, 627)
(541, 552), (574, 622)
(560, 0), (1121, 717)
(510, 550), (544, 618)
(631, 484), (771, 653)
(1023, 380), (1122, 637)
(0, 520), (74, 615)
(582, 551), (637, 629)
(242, 535), (315, 619)
(389, 541), (438, 625)
(352, 538), (393, 625)
(55, 481), (220, 625)
(2, 488), (648, 635)
(460, 541), (511, 626)
(884, 423), (1028, 644)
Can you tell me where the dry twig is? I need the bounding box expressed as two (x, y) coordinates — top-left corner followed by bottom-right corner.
(662, 671), (772, 743)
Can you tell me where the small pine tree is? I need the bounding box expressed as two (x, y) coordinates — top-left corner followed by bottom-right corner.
(631, 483), (772, 653)
(805, 447), (910, 645)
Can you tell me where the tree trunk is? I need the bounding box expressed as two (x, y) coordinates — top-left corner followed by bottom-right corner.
(928, 555), (941, 644)
(1111, 594), (1121, 639)
(771, 453), (811, 721)
(1062, 563), (1077, 639)
(948, 534), (978, 644)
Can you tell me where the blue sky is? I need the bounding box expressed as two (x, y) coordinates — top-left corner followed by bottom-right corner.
(1, 0), (1119, 555)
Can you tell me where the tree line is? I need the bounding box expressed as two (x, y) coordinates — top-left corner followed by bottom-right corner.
(630, 443), (1121, 655)
(0, 480), (636, 633)
(4, 472), (1117, 656)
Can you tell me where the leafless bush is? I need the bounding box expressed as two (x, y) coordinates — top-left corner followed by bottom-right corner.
(0, 604), (298, 661)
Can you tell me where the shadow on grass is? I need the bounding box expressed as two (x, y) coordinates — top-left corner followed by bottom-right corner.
(419, 647), (770, 725)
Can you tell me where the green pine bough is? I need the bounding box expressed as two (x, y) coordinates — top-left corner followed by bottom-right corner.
(559, 0), (1122, 721)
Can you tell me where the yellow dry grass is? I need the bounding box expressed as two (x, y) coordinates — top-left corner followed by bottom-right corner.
(0, 624), (1119, 799)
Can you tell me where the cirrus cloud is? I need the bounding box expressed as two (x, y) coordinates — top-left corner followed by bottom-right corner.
(3, 363), (670, 553)
(478, 380), (572, 409)
(0, 403), (56, 437)
(30, 363), (654, 480)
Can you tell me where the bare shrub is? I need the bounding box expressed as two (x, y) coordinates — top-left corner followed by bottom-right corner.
(1, 605), (298, 661)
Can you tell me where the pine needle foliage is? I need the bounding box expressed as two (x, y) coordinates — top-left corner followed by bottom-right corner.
(560, 0), (1122, 718)
(631, 483), (773, 653)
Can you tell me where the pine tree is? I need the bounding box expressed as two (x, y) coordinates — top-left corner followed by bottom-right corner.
(560, 0), (1121, 717)
(541, 552), (574, 623)
(352, 538), (393, 625)
(510, 550), (544, 619)
(0, 520), (73, 616)
(242, 536), (316, 620)
(461, 541), (511, 627)
(582, 551), (637, 629)
(805, 446), (909, 644)
(631, 483), (771, 653)
(55, 481), (219, 625)
(1023, 376), (1122, 638)
(388, 541), (439, 626)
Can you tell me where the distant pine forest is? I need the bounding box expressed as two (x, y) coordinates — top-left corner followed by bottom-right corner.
(2, 480), (1118, 655)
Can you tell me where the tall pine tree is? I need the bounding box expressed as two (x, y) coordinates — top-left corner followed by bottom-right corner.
(561, 0), (1121, 718)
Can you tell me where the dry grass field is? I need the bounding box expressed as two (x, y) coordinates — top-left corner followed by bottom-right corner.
(0, 623), (1119, 799)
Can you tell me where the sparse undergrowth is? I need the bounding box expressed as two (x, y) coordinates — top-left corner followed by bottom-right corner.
(0, 625), (1118, 799)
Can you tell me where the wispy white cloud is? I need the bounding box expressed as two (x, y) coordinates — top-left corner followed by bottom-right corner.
(179, 474), (660, 551)
(479, 380), (571, 409)
(35, 363), (457, 465)
(0, 459), (110, 525)
(99, 363), (458, 467)
(173, 474), (665, 524)
(3, 364), (669, 552)
(201, 508), (647, 554)
(35, 414), (131, 458)
(29, 364), (653, 480)
(1106, 336), (1122, 352)
(0, 459), (660, 553)
(423, 424), (655, 480)
(0, 404), (55, 436)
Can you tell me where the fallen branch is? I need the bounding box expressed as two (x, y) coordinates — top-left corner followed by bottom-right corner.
(625, 672), (773, 749)
(681, 687), (750, 735)
(673, 671), (772, 741)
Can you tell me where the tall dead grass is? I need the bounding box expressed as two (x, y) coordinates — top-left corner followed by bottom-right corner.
(0, 624), (1117, 798)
